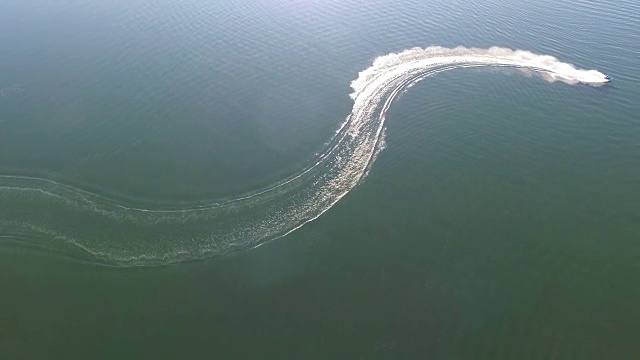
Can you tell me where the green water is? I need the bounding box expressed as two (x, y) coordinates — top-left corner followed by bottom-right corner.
(1, 0), (638, 358)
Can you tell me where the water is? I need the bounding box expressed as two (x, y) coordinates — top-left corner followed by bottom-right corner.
(1, 0), (638, 357)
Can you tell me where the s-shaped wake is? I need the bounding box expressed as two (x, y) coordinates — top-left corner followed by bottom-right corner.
(0, 46), (609, 266)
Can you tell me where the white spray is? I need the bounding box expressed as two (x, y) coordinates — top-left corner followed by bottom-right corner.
(0, 46), (608, 266)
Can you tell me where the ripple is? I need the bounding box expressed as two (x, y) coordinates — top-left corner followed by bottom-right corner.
(0, 46), (607, 266)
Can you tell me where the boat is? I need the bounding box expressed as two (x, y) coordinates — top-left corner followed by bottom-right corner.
(604, 75), (612, 82)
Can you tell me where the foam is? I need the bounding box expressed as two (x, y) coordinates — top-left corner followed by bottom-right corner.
(0, 46), (607, 266)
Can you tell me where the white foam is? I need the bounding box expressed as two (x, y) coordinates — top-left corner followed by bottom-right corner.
(0, 46), (607, 266)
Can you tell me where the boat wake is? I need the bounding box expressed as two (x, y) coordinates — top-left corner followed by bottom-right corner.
(0, 46), (608, 266)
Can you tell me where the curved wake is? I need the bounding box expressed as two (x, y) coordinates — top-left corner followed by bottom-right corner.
(0, 46), (608, 266)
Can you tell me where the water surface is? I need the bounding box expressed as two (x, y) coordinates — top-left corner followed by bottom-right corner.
(0, 0), (638, 358)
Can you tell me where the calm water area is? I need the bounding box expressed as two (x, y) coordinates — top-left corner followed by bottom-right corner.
(0, 0), (638, 358)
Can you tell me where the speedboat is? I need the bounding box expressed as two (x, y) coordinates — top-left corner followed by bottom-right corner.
(604, 75), (612, 82)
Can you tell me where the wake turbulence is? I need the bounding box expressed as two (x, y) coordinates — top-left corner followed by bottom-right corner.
(0, 46), (610, 266)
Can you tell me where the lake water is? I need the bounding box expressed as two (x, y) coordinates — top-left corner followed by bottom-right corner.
(0, 0), (638, 358)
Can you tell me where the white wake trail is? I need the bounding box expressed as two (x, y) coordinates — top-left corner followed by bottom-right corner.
(0, 46), (608, 266)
